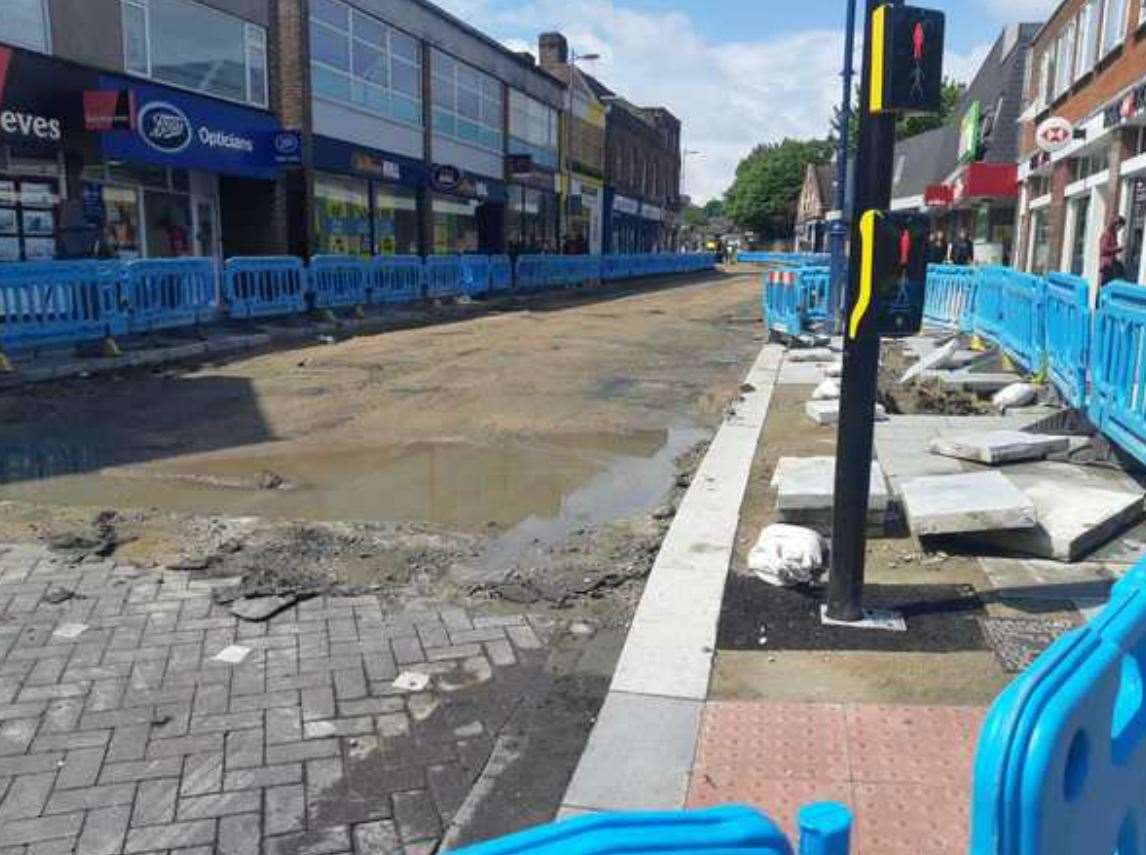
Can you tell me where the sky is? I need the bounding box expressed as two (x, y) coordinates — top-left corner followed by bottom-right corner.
(431, 0), (1053, 203)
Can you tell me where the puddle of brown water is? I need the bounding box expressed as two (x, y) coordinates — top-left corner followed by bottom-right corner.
(0, 428), (704, 534)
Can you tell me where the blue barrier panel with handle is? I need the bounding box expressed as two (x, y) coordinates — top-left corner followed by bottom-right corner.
(971, 554), (1146, 855)
(515, 255), (548, 292)
(740, 252), (830, 267)
(998, 268), (1046, 373)
(601, 254), (632, 281)
(0, 260), (126, 351)
(368, 255), (423, 304)
(425, 255), (465, 299)
(489, 255), (512, 294)
(122, 257), (217, 334)
(1044, 272), (1091, 409)
(972, 265), (1008, 346)
(763, 268), (801, 337)
(923, 264), (976, 331)
(460, 255), (491, 298)
(451, 803), (852, 854)
(308, 255), (368, 310)
(1088, 280), (1146, 467)
(800, 266), (831, 323)
(224, 256), (306, 319)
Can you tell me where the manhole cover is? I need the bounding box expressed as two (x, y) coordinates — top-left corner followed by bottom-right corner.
(979, 617), (1076, 673)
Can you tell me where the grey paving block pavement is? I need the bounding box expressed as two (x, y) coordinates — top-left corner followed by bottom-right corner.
(900, 471), (1038, 536)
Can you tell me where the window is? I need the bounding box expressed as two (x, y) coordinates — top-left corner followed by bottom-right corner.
(308, 0), (423, 127)
(1103, 0), (1127, 55)
(1038, 49), (1054, 109)
(1055, 21), (1076, 98)
(1, 0), (50, 52)
(121, 0), (267, 107)
(1076, 1), (1100, 78)
(508, 91), (559, 171)
(431, 50), (503, 153)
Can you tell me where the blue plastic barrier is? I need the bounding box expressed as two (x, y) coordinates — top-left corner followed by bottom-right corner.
(224, 256), (307, 320)
(425, 255), (465, 299)
(515, 255), (549, 292)
(368, 255), (423, 304)
(0, 261), (126, 350)
(998, 268), (1046, 373)
(308, 255), (367, 310)
(972, 265), (1007, 346)
(800, 266), (831, 324)
(1045, 272), (1091, 408)
(489, 255), (512, 294)
(601, 254), (632, 281)
(452, 803), (852, 855)
(740, 251), (830, 267)
(1089, 281), (1146, 467)
(924, 264), (976, 332)
(460, 255), (491, 298)
(763, 268), (801, 336)
(122, 257), (217, 334)
(971, 554), (1146, 854)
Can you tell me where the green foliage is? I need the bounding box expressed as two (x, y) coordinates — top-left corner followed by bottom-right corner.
(723, 138), (834, 238)
(702, 199), (725, 218)
(839, 79), (965, 152)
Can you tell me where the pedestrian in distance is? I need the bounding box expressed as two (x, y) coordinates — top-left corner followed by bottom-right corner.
(951, 229), (974, 266)
(927, 232), (947, 264)
(1100, 216), (1127, 286)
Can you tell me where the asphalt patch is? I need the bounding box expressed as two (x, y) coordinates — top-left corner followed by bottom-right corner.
(979, 616), (1077, 673)
(717, 574), (987, 653)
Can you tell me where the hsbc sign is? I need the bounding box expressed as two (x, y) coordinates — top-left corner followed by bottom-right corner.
(1035, 116), (1074, 154)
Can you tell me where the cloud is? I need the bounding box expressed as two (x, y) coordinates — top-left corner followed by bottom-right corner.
(979, 0), (1051, 21)
(430, 0), (1005, 203)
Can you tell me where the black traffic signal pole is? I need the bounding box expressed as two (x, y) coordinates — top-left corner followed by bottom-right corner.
(827, 0), (901, 623)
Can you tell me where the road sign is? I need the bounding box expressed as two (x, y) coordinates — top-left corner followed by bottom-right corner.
(870, 5), (945, 116)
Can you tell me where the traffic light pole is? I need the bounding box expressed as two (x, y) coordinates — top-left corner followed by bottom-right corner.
(826, 0), (901, 622)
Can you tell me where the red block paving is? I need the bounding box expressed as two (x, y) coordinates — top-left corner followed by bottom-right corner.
(686, 701), (987, 854)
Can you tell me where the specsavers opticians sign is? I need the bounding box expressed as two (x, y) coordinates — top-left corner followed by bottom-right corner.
(100, 79), (288, 180)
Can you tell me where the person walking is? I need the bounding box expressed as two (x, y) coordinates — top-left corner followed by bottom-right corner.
(1100, 216), (1127, 286)
(951, 229), (974, 266)
(928, 232), (948, 264)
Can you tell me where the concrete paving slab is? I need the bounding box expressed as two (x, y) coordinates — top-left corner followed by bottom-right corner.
(900, 471), (1037, 536)
(787, 348), (835, 363)
(929, 430), (1071, 465)
(772, 456), (889, 513)
(969, 461), (1144, 561)
(923, 370), (1021, 393)
(806, 400), (887, 426)
(901, 339), (959, 384)
(778, 362), (829, 385)
(978, 556), (1115, 602)
(562, 692), (702, 812)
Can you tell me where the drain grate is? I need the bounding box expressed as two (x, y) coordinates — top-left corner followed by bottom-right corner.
(979, 617), (1077, 673)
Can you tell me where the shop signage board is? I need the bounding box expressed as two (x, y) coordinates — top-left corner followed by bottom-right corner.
(1035, 116), (1074, 153)
(612, 194), (640, 215)
(958, 100), (981, 163)
(0, 45), (90, 146)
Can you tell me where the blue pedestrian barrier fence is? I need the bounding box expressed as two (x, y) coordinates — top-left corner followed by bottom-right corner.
(224, 256), (307, 320)
(1044, 272), (1091, 409)
(601, 254), (632, 281)
(368, 255), (423, 304)
(460, 255), (491, 298)
(924, 264), (976, 331)
(998, 268), (1046, 373)
(122, 257), (217, 334)
(515, 255), (548, 292)
(972, 265), (1008, 346)
(452, 803), (852, 855)
(740, 251), (830, 267)
(0, 260), (125, 351)
(763, 268), (801, 337)
(1088, 281), (1146, 468)
(488, 255), (512, 294)
(971, 552), (1146, 854)
(308, 255), (367, 310)
(425, 255), (465, 299)
(801, 266), (832, 324)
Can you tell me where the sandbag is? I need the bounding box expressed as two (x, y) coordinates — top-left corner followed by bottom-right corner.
(748, 524), (826, 587)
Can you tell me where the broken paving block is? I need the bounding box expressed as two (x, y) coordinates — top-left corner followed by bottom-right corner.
(900, 471), (1037, 536)
(971, 461), (1145, 562)
(771, 456), (889, 518)
(901, 339), (959, 384)
(787, 348), (835, 363)
(805, 399), (888, 426)
(929, 431), (1070, 465)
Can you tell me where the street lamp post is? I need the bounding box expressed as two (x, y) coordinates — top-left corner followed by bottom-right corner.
(564, 49), (600, 256)
(829, 0), (859, 334)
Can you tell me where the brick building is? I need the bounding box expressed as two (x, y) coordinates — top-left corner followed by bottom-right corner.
(0, 0), (294, 262)
(1015, 0), (1146, 292)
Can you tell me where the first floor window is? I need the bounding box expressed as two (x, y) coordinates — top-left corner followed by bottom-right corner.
(1, 0), (49, 53)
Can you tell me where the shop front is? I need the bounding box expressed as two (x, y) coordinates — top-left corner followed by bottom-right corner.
(606, 191), (640, 254)
(563, 175), (602, 254)
(926, 162), (1017, 265)
(0, 44), (293, 262)
(311, 136), (423, 257)
(506, 156), (558, 255)
(639, 202), (664, 252)
(430, 164), (507, 255)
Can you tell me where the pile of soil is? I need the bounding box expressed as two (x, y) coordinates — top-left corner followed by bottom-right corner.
(878, 340), (990, 416)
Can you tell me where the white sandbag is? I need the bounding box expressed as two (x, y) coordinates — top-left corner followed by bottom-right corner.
(812, 379), (841, 401)
(748, 524), (827, 587)
(825, 361), (843, 378)
(992, 382), (1038, 412)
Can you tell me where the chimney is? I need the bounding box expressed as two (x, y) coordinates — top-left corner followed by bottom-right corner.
(515, 50), (536, 65)
(539, 32), (568, 66)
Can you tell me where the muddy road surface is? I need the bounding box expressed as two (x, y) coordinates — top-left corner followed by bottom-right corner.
(0, 269), (765, 847)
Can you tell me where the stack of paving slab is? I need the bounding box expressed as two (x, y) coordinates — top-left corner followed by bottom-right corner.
(771, 456), (890, 527)
(889, 424), (1146, 562)
(900, 333), (1021, 393)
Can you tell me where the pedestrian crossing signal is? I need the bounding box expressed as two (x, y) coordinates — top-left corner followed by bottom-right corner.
(849, 211), (929, 340)
(870, 5), (945, 116)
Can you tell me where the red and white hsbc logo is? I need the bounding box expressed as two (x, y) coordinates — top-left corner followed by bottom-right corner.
(0, 45), (64, 143)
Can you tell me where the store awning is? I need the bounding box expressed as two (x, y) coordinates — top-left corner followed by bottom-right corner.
(952, 162), (1018, 203)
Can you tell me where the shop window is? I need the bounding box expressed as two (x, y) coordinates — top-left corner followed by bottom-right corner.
(143, 191), (193, 258)
(1071, 196), (1091, 276)
(1030, 209), (1050, 274)
(431, 50), (503, 154)
(121, 0), (268, 108)
(374, 186), (419, 255)
(309, 0), (423, 128)
(1126, 177), (1146, 281)
(84, 183), (142, 260)
(0, 0), (50, 54)
(509, 91), (559, 171)
(1103, 0), (1127, 56)
(313, 173), (372, 257)
(432, 194), (479, 254)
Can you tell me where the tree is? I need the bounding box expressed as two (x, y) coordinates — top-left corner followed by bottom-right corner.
(723, 139), (834, 239)
(838, 79), (965, 153)
(702, 199), (725, 219)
